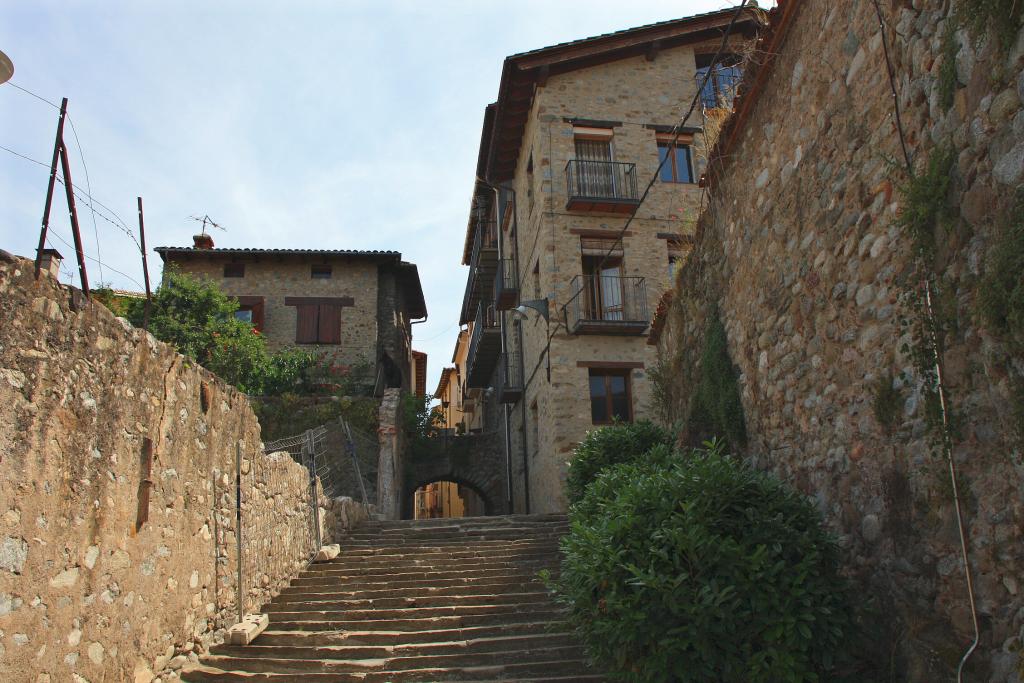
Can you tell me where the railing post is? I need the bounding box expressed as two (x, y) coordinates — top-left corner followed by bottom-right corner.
(304, 429), (322, 550)
(235, 442), (243, 625)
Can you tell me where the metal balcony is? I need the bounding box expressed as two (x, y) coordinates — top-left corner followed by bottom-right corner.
(496, 350), (524, 404)
(566, 274), (649, 335)
(460, 220), (499, 324)
(565, 160), (640, 214)
(466, 302), (501, 387)
(494, 258), (519, 311)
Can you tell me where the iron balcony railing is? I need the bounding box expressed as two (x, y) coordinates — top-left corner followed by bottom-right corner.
(470, 220), (498, 267)
(565, 160), (639, 205)
(566, 274), (649, 335)
(494, 258), (519, 310)
(496, 350), (524, 404)
(696, 64), (743, 111)
(467, 301), (500, 386)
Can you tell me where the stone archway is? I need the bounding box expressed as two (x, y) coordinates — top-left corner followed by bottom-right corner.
(402, 432), (508, 519)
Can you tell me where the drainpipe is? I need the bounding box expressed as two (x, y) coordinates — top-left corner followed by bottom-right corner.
(508, 185), (530, 514)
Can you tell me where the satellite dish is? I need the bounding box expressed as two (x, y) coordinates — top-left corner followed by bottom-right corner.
(0, 50), (13, 85)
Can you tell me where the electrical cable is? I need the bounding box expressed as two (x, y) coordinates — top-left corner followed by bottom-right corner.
(66, 114), (104, 282)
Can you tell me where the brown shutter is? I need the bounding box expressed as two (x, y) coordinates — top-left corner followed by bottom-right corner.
(317, 304), (341, 344)
(251, 298), (265, 332)
(295, 304), (318, 343)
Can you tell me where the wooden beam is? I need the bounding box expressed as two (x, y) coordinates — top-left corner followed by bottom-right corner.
(536, 64), (549, 87)
(576, 360), (645, 369)
(645, 39), (661, 61)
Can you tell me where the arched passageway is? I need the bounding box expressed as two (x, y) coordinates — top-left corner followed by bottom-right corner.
(411, 479), (488, 519)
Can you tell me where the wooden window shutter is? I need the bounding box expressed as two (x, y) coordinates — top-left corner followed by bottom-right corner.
(295, 304), (319, 343)
(251, 299), (265, 332)
(317, 304), (341, 344)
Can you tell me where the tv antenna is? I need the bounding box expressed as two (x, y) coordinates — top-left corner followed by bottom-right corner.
(189, 214), (226, 236)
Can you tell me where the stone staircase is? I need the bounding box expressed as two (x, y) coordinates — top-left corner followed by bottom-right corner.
(181, 514), (604, 682)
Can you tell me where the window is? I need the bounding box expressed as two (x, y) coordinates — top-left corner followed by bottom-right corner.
(582, 252), (624, 321)
(295, 304), (341, 344)
(573, 135), (615, 197)
(657, 142), (694, 183)
(223, 263), (245, 278)
(311, 265), (332, 279)
(589, 369), (632, 424)
(235, 296), (264, 331)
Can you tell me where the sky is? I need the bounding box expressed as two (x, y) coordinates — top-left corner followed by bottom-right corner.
(1, 0), (743, 396)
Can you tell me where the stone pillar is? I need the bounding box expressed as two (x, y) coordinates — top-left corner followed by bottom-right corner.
(376, 388), (404, 520)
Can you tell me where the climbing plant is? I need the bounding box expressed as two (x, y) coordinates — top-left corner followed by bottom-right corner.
(687, 310), (747, 451)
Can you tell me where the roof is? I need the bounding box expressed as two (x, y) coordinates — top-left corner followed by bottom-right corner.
(434, 366), (456, 398)
(395, 262), (428, 320)
(485, 6), (765, 182)
(412, 350), (428, 397)
(155, 247), (401, 260)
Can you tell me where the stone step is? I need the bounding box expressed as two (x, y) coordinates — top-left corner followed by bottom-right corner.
(356, 513), (567, 530)
(264, 606), (569, 630)
(319, 553), (561, 571)
(288, 570), (555, 591)
(336, 538), (564, 551)
(211, 632), (582, 661)
(254, 620), (569, 646)
(276, 578), (548, 602)
(326, 546), (561, 561)
(182, 662), (601, 682)
(189, 644), (588, 675)
(301, 561), (559, 580)
(263, 590), (552, 614)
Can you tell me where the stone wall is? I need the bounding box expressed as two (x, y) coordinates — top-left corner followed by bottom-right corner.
(654, 1), (1023, 679)
(0, 254), (322, 683)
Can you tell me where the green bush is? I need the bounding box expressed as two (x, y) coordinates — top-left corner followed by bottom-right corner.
(553, 446), (857, 682)
(688, 312), (748, 450)
(564, 421), (672, 505)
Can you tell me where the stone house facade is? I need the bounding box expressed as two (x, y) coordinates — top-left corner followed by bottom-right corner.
(441, 8), (764, 513)
(156, 236), (427, 394)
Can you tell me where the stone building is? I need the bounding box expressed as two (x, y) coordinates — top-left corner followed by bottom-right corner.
(444, 8), (764, 513)
(156, 234), (427, 393)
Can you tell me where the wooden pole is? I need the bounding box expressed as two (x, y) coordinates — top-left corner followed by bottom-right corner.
(35, 97), (68, 279)
(137, 197), (152, 330)
(58, 140), (89, 297)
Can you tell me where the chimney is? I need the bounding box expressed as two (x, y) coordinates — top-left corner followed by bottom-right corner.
(193, 233), (215, 250)
(39, 248), (64, 279)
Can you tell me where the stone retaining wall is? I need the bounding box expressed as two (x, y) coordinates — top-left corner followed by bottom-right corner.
(0, 254), (328, 682)
(655, 1), (1023, 679)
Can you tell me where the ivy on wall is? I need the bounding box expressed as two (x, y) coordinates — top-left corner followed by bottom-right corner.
(687, 309), (747, 451)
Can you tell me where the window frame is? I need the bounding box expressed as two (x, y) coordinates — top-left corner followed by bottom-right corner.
(588, 368), (633, 425)
(223, 263), (245, 278)
(657, 141), (695, 184)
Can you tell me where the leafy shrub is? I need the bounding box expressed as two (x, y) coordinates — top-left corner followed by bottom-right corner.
(564, 421), (672, 505)
(106, 269), (318, 395)
(553, 445), (857, 682)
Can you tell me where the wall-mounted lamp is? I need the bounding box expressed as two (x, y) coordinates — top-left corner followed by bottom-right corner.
(513, 298), (549, 323)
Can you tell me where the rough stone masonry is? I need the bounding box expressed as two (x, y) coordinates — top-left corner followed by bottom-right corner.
(655, 1), (1024, 680)
(0, 253), (336, 682)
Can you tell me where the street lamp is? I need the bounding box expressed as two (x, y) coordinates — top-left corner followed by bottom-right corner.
(0, 50), (13, 85)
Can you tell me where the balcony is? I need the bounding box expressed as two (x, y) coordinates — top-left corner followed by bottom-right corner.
(494, 258), (519, 310)
(496, 350), (523, 404)
(461, 220), (499, 324)
(565, 160), (639, 214)
(566, 274), (649, 335)
(466, 302), (501, 387)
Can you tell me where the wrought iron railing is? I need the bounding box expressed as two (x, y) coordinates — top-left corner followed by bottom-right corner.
(696, 64), (743, 110)
(467, 301), (499, 377)
(496, 350), (524, 403)
(566, 274), (649, 332)
(470, 220), (498, 267)
(565, 160), (639, 203)
(494, 258), (519, 308)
